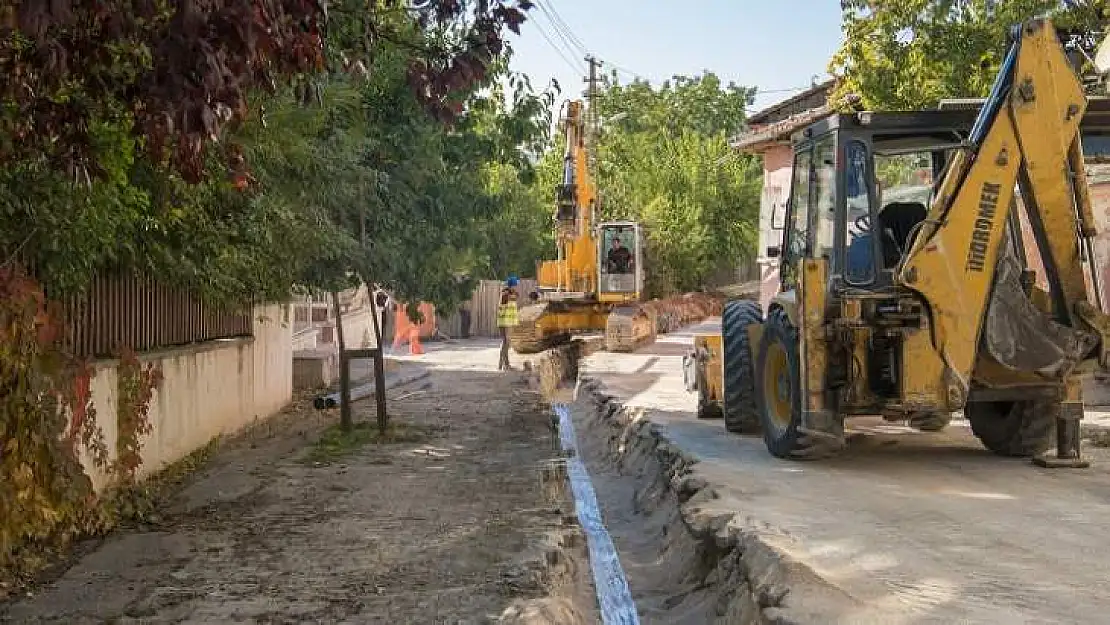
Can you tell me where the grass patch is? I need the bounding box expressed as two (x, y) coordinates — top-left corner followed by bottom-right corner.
(304, 421), (432, 465)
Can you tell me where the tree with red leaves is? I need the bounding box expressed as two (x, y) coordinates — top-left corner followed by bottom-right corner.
(0, 0), (532, 182)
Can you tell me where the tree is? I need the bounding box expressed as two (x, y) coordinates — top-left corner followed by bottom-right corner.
(830, 0), (1109, 110)
(558, 72), (760, 295)
(0, 1), (533, 182)
(0, 1), (542, 306)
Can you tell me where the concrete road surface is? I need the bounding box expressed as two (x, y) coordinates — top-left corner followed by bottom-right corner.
(583, 319), (1110, 624)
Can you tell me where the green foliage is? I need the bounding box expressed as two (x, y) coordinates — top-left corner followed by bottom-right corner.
(235, 46), (557, 316)
(304, 422), (433, 466)
(0, 4), (556, 317)
(831, 0), (1109, 110)
(570, 72), (761, 295)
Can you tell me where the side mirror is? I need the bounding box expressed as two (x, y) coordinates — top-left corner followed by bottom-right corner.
(766, 246), (781, 258)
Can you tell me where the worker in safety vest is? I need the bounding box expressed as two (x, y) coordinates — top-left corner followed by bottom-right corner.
(497, 276), (520, 370)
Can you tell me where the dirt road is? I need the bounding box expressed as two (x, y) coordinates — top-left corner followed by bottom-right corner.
(581, 319), (1110, 624)
(2, 340), (595, 625)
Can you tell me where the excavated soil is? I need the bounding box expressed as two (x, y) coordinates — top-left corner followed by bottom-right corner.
(1, 349), (597, 625)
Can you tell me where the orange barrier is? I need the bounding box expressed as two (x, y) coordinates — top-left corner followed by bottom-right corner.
(392, 302), (436, 354)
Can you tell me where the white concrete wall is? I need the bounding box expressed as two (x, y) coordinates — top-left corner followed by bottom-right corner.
(80, 303), (292, 490)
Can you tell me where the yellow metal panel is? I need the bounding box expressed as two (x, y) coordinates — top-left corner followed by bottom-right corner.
(898, 115), (1021, 392)
(800, 258), (828, 414)
(598, 292), (636, 303)
(899, 316), (949, 412)
(537, 261), (561, 290)
(1009, 20), (1088, 323)
(694, 334), (723, 402)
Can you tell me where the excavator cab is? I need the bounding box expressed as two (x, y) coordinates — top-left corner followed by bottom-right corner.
(722, 19), (1110, 466)
(598, 221), (643, 301)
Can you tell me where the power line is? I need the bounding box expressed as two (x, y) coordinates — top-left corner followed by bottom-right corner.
(532, 0), (823, 97)
(528, 13), (585, 76)
(535, 0), (589, 54)
(534, 0), (588, 64)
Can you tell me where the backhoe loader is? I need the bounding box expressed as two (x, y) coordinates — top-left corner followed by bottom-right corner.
(508, 94), (656, 354)
(691, 18), (1110, 466)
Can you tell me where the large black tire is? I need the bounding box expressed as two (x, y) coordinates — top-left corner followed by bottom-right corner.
(754, 309), (805, 457)
(753, 309), (842, 459)
(967, 400), (1055, 457)
(722, 299), (763, 434)
(908, 412), (952, 432)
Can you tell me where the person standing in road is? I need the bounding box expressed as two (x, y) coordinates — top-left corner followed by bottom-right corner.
(497, 277), (520, 371)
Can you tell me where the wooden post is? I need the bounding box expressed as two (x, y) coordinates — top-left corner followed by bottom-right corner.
(331, 289), (352, 432)
(369, 290), (389, 435)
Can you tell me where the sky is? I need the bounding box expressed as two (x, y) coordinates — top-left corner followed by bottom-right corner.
(506, 0), (845, 114)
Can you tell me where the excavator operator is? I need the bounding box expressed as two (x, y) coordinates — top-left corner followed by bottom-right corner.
(607, 236), (633, 274)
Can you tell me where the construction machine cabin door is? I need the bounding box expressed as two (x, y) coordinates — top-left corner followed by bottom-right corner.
(777, 133), (837, 293)
(598, 222), (643, 302)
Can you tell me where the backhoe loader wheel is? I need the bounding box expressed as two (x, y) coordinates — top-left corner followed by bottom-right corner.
(908, 412), (952, 432)
(966, 400), (1055, 457)
(754, 309), (812, 458)
(722, 299), (763, 434)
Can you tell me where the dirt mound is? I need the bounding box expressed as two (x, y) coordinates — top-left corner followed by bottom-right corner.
(643, 292), (726, 334)
(571, 378), (864, 624)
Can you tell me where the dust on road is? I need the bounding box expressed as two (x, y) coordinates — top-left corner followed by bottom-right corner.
(2, 341), (596, 625)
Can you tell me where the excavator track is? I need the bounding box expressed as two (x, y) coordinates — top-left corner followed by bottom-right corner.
(605, 305), (657, 352)
(508, 303), (570, 354)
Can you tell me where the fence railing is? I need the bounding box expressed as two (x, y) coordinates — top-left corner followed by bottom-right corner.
(48, 273), (253, 360)
(438, 279), (538, 338)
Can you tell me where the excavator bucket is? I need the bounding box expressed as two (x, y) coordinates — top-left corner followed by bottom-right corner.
(982, 229), (1098, 376)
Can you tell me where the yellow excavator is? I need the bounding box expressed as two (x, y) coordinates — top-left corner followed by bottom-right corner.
(508, 96), (656, 354)
(690, 18), (1110, 467)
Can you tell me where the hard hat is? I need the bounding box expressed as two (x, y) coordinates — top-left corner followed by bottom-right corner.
(506, 275), (519, 287)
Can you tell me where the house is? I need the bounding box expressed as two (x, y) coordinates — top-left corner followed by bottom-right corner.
(728, 80), (835, 311)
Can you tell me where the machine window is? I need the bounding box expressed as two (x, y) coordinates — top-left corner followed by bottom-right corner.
(873, 149), (933, 268)
(784, 147), (812, 273)
(813, 135), (836, 262)
(844, 140), (875, 284)
(603, 227), (634, 275)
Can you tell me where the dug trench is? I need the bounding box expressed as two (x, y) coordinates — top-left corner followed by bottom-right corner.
(530, 339), (864, 625)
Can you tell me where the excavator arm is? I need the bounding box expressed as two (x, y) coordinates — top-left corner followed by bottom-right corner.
(538, 101), (598, 294)
(897, 19), (1110, 406)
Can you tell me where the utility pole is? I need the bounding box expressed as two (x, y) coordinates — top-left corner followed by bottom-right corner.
(584, 55), (601, 153)
(584, 55), (601, 217)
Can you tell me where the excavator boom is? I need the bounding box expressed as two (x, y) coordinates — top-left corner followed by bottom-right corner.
(898, 19), (1110, 401)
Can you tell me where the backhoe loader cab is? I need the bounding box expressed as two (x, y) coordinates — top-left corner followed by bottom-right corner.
(770, 110), (978, 291)
(720, 19), (1110, 466)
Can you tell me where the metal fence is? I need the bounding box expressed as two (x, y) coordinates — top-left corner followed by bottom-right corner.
(50, 273), (253, 360)
(438, 279), (538, 338)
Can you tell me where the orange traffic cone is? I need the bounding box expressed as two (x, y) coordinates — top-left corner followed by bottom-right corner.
(408, 326), (424, 355)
